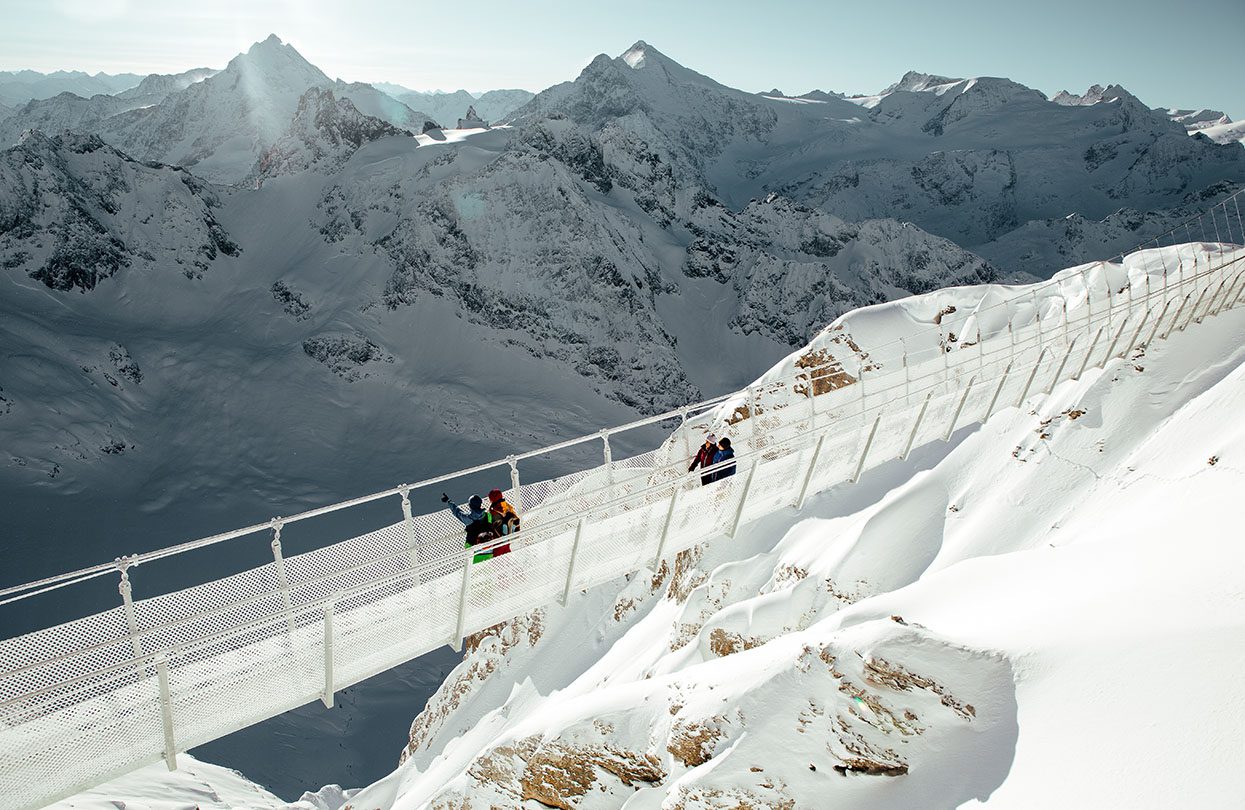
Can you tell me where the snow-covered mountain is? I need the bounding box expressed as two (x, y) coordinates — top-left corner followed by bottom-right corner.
(0, 69), (141, 107)
(509, 46), (1244, 276)
(0, 36), (435, 183)
(249, 88), (412, 183)
(331, 258), (1245, 810)
(4, 39), (1245, 799)
(0, 130), (237, 290)
(379, 87), (535, 128)
(114, 66), (217, 103)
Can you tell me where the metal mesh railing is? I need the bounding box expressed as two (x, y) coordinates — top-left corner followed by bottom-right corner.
(1, 190), (1244, 810)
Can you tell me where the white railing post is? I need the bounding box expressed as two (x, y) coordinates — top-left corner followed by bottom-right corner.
(1121, 308), (1152, 360)
(156, 656), (177, 771)
(796, 435), (826, 510)
(1048, 337), (1080, 394)
(1100, 317), (1132, 368)
(1145, 298), (1174, 347)
(399, 487), (419, 570)
(1075, 325), (1105, 380)
(321, 598), (335, 708)
(850, 414), (882, 484)
(1179, 287), (1210, 333)
(600, 430), (613, 485)
(1010, 348), (1050, 408)
(1196, 280), (1228, 324)
(900, 337), (910, 404)
(1163, 293), (1191, 340)
(983, 362), (1013, 423)
(652, 485), (682, 568)
(561, 518), (586, 606)
(680, 407), (692, 459)
(901, 391), (934, 461)
(508, 456), (524, 511)
(450, 554), (472, 653)
(729, 462), (758, 538)
(269, 519), (296, 634)
(944, 376), (976, 441)
(116, 557), (143, 662)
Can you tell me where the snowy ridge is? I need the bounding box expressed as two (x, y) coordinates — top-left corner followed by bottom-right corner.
(1, 215), (1242, 809)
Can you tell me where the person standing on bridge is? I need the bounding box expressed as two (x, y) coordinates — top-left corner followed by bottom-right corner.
(688, 433), (718, 486)
(442, 493), (497, 563)
(711, 437), (736, 483)
(487, 488), (519, 557)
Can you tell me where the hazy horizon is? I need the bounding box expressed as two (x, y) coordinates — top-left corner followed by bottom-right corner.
(0, 0), (1242, 119)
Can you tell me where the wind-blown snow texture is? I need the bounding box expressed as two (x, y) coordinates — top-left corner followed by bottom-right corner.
(337, 264), (1245, 810)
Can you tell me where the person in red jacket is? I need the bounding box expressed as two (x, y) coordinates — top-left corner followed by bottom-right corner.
(688, 433), (718, 485)
(487, 488), (519, 556)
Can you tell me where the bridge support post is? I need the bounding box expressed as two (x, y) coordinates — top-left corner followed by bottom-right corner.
(561, 518), (586, 607)
(1100, 318), (1131, 370)
(1163, 293), (1191, 340)
(1048, 337), (1080, 395)
(600, 431), (613, 486)
(1121, 309), (1152, 361)
(1144, 299), (1173, 348)
(399, 487), (419, 571)
(1179, 287), (1210, 333)
(680, 408), (692, 460)
(729, 463), (758, 538)
(321, 599), (335, 708)
(156, 656), (176, 771)
(116, 558), (143, 662)
(944, 377), (976, 442)
(652, 485), (682, 568)
(508, 456), (523, 512)
(1197, 279), (1228, 324)
(1016, 347), (1049, 408)
(850, 414), (882, 485)
(270, 520), (296, 634)
(983, 363), (1013, 424)
(450, 555), (472, 653)
(796, 435), (826, 510)
(901, 392), (933, 461)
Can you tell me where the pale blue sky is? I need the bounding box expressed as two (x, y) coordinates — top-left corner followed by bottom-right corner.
(1, 0), (1241, 118)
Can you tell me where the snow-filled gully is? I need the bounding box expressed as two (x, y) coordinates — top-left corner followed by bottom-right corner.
(1, 232), (1244, 809)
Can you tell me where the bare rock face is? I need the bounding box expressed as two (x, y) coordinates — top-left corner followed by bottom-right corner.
(250, 87), (409, 183)
(0, 131), (237, 291)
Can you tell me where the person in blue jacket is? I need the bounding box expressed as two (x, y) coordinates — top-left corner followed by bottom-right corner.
(711, 437), (736, 482)
(441, 493), (497, 563)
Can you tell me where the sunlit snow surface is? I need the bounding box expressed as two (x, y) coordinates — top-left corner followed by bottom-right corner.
(53, 249), (1242, 809)
(347, 299), (1245, 808)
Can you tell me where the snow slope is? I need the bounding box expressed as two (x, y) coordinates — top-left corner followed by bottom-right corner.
(340, 257), (1245, 808)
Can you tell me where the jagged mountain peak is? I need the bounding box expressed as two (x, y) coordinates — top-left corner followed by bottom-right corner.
(884, 70), (965, 95)
(249, 87), (408, 183)
(223, 34), (328, 86)
(620, 40), (659, 69)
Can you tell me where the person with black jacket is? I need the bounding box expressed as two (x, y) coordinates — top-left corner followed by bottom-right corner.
(688, 433), (718, 485)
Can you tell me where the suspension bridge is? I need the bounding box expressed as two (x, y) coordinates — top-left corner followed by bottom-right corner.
(1, 192), (1243, 810)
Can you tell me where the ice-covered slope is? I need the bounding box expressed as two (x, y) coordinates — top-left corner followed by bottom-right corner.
(344, 256), (1245, 809)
